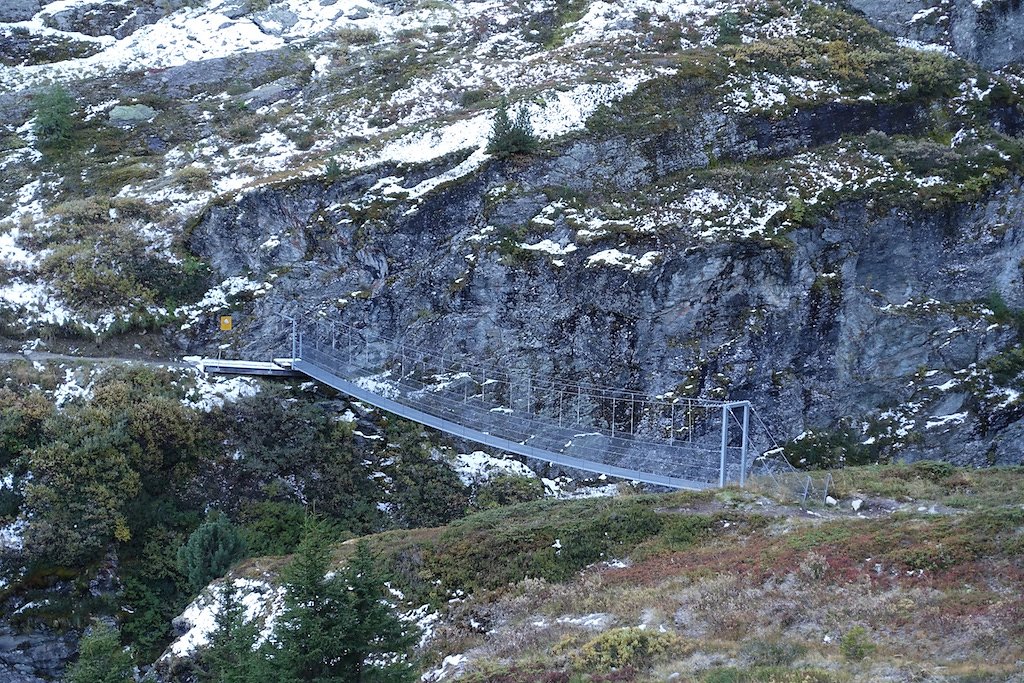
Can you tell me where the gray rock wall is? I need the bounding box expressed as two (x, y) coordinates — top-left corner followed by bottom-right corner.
(845, 0), (1024, 69)
(188, 109), (1024, 466)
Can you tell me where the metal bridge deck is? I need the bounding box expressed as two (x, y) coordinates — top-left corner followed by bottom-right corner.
(189, 316), (795, 491)
(292, 358), (712, 490)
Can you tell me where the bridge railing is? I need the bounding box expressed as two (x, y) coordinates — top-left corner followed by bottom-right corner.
(291, 316), (789, 488)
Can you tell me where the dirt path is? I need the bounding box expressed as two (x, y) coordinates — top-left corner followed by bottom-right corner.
(0, 350), (192, 369)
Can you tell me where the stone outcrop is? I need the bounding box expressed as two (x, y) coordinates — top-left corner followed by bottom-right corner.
(188, 98), (1024, 468)
(844, 0), (1024, 70)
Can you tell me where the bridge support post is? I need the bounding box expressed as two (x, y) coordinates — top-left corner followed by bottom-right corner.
(292, 321), (297, 360)
(740, 402), (750, 487)
(611, 397), (616, 438)
(670, 402), (675, 444)
(719, 404), (729, 487)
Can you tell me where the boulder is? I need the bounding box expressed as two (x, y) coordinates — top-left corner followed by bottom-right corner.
(108, 104), (158, 124)
(252, 7), (299, 36)
(0, 0), (39, 23)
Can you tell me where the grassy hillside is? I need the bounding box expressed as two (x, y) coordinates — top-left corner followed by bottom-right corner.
(275, 464), (1024, 682)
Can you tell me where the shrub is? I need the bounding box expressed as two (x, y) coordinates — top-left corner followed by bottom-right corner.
(65, 622), (133, 683)
(239, 500), (308, 556)
(909, 460), (956, 483)
(740, 638), (806, 667)
(716, 12), (742, 45)
(572, 627), (681, 671)
(486, 99), (539, 158)
(175, 165), (212, 191)
(324, 157), (344, 182)
(177, 511), (246, 592)
(473, 474), (544, 510)
(839, 625), (875, 661)
(460, 88), (490, 108)
(33, 84), (76, 147)
(660, 514), (712, 550)
(25, 419), (142, 565)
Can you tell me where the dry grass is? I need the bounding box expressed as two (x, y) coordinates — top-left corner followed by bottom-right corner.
(402, 465), (1024, 682)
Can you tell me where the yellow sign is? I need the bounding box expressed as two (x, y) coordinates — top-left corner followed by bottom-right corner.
(219, 315), (232, 331)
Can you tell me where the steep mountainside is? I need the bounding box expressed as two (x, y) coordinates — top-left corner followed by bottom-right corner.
(1, 0), (1024, 681)
(4, 0), (1024, 467)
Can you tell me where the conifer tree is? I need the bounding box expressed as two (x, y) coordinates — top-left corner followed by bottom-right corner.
(274, 517), (417, 683)
(274, 515), (354, 681)
(336, 541), (417, 683)
(65, 622), (133, 683)
(200, 582), (269, 683)
(486, 98), (539, 158)
(33, 84), (75, 147)
(177, 511), (247, 592)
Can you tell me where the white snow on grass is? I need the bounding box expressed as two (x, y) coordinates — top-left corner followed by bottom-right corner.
(556, 612), (614, 629)
(168, 578), (285, 658)
(52, 366), (100, 407)
(542, 477), (620, 499)
(924, 412), (969, 429)
(450, 451), (537, 487)
(681, 188), (788, 239)
(0, 279), (75, 328)
(176, 275), (276, 330)
(421, 653), (469, 682)
(354, 372), (401, 400)
(721, 73), (839, 114)
(0, 518), (28, 552)
(182, 374), (260, 412)
(518, 239), (578, 256)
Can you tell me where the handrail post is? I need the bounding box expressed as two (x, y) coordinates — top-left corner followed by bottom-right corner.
(670, 402), (675, 444)
(740, 401), (750, 487)
(291, 317), (297, 360)
(719, 404), (729, 487)
(611, 396), (616, 438)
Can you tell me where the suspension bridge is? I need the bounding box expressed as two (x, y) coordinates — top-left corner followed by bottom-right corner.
(196, 316), (796, 491)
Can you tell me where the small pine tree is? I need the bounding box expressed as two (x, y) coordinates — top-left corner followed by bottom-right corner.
(177, 511), (247, 592)
(338, 540), (417, 683)
(33, 84), (75, 147)
(324, 157), (344, 182)
(486, 98), (539, 158)
(275, 517), (417, 683)
(65, 622), (133, 683)
(200, 582), (270, 683)
(274, 515), (353, 681)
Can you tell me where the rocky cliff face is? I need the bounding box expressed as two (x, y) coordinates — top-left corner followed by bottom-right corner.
(846, 0), (1024, 70)
(2, 0), (1023, 464)
(189, 90), (1024, 467)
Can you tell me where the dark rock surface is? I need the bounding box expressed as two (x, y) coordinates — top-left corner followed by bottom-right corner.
(0, 0), (40, 23)
(41, 0), (190, 40)
(844, 0), (1024, 69)
(0, 627), (73, 682)
(187, 100), (1024, 467)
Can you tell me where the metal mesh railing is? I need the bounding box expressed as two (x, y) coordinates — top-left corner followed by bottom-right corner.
(289, 316), (790, 489)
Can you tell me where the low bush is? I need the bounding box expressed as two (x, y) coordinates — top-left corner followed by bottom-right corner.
(740, 638), (806, 667)
(572, 627), (682, 671)
(473, 474), (545, 510)
(839, 625), (875, 661)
